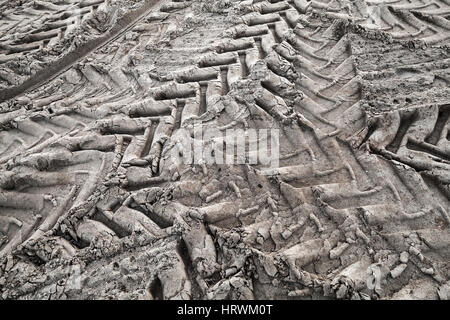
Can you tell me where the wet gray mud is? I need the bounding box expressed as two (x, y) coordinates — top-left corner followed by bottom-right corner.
(0, 0), (449, 300)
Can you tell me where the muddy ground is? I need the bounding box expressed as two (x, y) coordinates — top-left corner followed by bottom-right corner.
(0, 0), (449, 300)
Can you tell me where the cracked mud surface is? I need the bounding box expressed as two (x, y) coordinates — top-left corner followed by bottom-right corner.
(0, 0), (449, 300)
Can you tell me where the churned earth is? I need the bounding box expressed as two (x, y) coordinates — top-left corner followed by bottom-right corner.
(0, 0), (449, 300)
